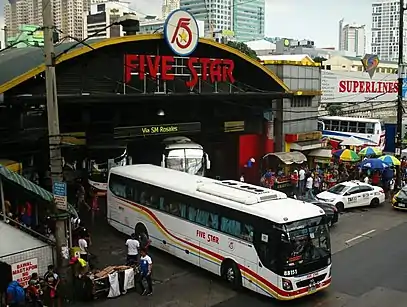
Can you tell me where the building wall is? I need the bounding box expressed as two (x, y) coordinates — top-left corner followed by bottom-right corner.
(180, 0), (213, 37)
(341, 24), (366, 57)
(265, 64), (320, 135)
(4, 0), (86, 41)
(232, 0), (264, 42)
(322, 55), (397, 73)
(162, 0), (180, 18)
(371, 0), (407, 61)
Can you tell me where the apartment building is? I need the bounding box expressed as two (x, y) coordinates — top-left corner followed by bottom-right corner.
(162, 0), (180, 19)
(4, 0), (89, 42)
(371, 0), (407, 61)
(179, 0), (264, 41)
(339, 22), (366, 57)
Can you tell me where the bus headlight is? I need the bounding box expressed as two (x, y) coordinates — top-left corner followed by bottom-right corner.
(282, 278), (293, 291)
(327, 257), (331, 265)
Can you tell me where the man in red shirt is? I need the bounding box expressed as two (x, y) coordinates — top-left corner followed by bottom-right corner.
(371, 172), (380, 186)
(291, 170), (299, 197)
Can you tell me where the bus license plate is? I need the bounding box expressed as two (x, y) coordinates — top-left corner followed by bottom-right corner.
(399, 203), (405, 207)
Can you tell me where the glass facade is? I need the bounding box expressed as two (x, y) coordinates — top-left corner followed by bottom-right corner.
(180, 0), (264, 42)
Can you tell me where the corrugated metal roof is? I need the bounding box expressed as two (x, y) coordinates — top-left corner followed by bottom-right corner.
(259, 54), (311, 61)
(0, 221), (49, 257)
(0, 38), (105, 86)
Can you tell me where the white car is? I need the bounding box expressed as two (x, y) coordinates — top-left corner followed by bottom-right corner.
(316, 181), (385, 212)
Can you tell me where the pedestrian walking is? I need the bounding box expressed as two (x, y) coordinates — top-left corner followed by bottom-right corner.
(389, 178), (395, 200)
(139, 248), (153, 296)
(126, 233), (140, 266)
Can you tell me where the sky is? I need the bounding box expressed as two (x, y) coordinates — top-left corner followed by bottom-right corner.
(0, 0), (374, 48)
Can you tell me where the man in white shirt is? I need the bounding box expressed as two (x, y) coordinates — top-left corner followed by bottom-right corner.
(364, 175), (369, 184)
(78, 235), (88, 261)
(299, 168), (306, 195)
(126, 233), (140, 265)
(140, 248), (153, 296)
(305, 174), (314, 198)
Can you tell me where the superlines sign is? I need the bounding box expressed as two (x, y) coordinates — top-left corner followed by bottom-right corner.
(321, 70), (398, 103)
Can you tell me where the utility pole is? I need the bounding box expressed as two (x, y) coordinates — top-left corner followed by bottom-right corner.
(396, 0), (405, 189)
(42, 0), (70, 292)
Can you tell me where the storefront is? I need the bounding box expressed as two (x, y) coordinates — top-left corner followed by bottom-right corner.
(0, 9), (290, 181)
(284, 131), (324, 152)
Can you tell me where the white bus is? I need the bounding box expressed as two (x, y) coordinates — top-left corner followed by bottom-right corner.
(161, 137), (210, 176)
(107, 165), (332, 300)
(318, 116), (385, 150)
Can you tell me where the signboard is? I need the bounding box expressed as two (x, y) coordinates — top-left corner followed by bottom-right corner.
(124, 54), (235, 88)
(114, 122), (201, 139)
(11, 258), (38, 288)
(53, 181), (67, 210)
(321, 70), (398, 103)
(164, 9), (199, 57)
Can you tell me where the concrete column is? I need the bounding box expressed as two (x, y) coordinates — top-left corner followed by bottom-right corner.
(273, 98), (284, 152)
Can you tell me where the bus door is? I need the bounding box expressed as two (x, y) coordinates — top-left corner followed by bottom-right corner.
(244, 248), (258, 292)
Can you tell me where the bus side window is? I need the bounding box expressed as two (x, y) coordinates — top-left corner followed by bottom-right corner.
(169, 202), (186, 218)
(366, 123), (374, 134)
(358, 122), (366, 133)
(221, 217), (241, 237)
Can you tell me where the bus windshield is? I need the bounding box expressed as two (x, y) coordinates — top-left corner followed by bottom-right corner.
(165, 148), (205, 176)
(281, 216), (330, 267)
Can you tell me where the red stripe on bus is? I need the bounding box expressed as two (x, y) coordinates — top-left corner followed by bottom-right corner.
(115, 196), (329, 297)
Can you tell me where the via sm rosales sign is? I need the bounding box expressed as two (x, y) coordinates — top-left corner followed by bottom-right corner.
(124, 9), (235, 88)
(321, 70), (398, 103)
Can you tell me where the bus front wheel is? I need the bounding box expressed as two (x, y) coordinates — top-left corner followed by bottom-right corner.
(135, 223), (149, 247)
(221, 260), (242, 289)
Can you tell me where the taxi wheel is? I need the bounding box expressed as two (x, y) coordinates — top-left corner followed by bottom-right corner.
(335, 202), (345, 213)
(370, 198), (380, 207)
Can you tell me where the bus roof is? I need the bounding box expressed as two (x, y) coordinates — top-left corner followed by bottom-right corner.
(165, 143), (203, 150)
(110, 164), (325, 224)
(319, 116), (381, 123)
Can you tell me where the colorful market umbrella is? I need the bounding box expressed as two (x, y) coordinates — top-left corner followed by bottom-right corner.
(359, 158), (389, 170)
(358, 147), (382, 157)
(332, 149), (360, 162)
(379, 155), (401, 166)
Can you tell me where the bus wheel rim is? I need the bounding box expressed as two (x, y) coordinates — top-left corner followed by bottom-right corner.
(226, 267), (234, 282)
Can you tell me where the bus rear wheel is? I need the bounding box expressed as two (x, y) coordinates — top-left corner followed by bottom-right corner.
(221, 260), (242, 289)
(135, 223), (149, 246)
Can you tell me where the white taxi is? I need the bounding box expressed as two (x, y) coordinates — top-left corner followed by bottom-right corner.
(316, 181), (385, 212)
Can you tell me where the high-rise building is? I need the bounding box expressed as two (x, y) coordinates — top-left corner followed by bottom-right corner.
(4, 0), (87, 42)
(339, 22), (366, 57)
(162, 0), (179, 19)
(232, 0), (264, 42)
(84, 1), (131, 38)
(371, 0), (407, 61)
(179, 0), (264, 42)
(338, 18), (344, 50)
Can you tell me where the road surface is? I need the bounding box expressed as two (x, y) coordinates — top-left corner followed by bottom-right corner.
(76, 202), (407, 307)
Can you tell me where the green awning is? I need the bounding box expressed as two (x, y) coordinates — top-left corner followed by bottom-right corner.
(0, 166), (78, 217)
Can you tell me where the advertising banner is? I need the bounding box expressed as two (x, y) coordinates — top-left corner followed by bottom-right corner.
(321, 70), (398, 103)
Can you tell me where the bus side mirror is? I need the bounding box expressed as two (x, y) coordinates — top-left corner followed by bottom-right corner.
(205, 153), (211, 169)
(161, 154), (165, 167)
(127, 156), (132, 165)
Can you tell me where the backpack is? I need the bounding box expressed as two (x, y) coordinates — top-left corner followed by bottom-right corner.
(7, 281), (26, 304)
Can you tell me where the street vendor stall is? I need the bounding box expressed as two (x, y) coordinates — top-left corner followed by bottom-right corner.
(70, 255), (138, 301)
(260, 151), (307, 193)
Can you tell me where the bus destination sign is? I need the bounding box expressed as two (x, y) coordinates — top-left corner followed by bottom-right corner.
(114, 122), (201, 139)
